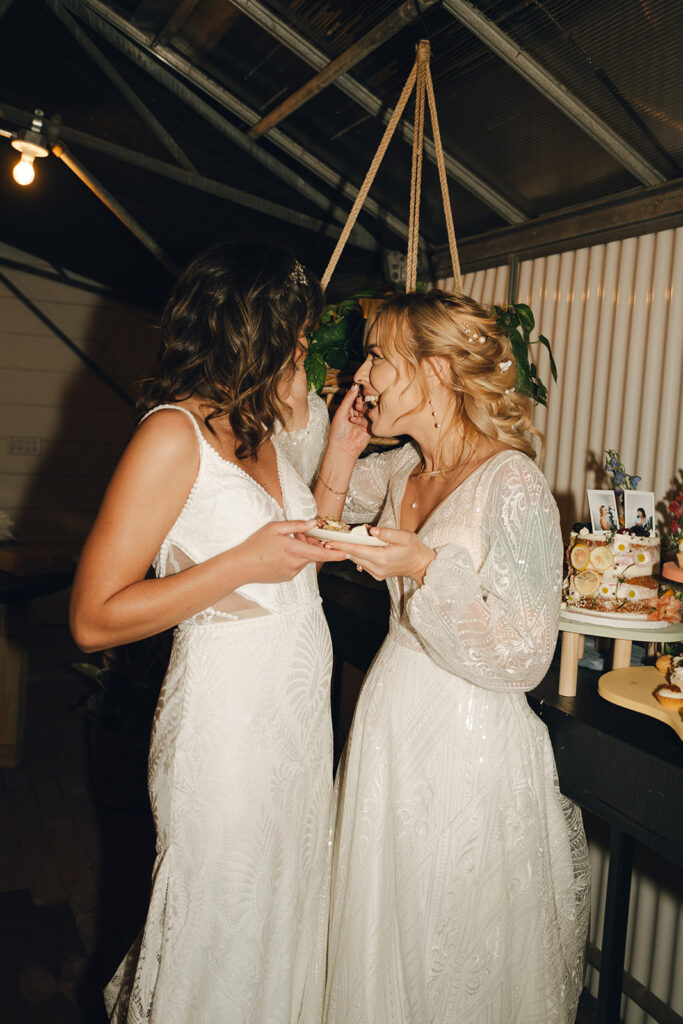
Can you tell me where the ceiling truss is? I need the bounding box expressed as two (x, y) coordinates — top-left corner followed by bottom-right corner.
(441, 0), (665, 187)
(65, 0), (417, 247)
(223, 0), (527, 224)
(248, 0), (437, 140)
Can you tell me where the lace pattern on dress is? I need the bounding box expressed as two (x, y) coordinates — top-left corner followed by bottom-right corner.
(274, 392), (330, 488)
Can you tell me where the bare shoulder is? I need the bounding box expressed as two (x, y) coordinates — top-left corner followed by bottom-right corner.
(105, 407), (200, 508)
(131, 406), (200, 461)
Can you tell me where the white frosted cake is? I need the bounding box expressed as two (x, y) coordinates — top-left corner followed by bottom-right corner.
(563, 528), (660, 620)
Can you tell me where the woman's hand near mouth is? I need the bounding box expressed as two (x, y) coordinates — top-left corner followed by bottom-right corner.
(313, 385), (371, 520)
(327, 384), (373, 462)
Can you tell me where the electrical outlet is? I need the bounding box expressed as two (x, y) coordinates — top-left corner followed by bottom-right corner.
(7, 436), (41, 456)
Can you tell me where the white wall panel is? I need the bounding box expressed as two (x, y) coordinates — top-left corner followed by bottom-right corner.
(0, 247), (157, 550)
(439, 264), (509, 309)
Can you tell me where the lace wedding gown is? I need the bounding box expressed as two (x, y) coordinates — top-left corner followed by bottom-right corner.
(325, 445), (590, 1024)
(105, 396), (333, 1024)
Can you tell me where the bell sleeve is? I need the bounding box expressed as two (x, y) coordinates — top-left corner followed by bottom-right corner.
(407, 456), (563, 692)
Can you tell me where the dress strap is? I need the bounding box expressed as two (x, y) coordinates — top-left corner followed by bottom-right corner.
(140, 403), (205, 446)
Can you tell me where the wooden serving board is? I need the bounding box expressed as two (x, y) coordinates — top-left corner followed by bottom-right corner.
(598, 666), (683, 742)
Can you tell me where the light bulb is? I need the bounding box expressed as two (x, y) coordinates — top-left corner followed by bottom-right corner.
(13, 153), (35, 186)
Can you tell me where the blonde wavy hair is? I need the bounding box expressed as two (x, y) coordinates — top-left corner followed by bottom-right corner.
(369, 289), (543, 463)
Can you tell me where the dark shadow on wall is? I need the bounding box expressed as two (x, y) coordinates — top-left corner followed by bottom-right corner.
(6, 287), (163, 1019)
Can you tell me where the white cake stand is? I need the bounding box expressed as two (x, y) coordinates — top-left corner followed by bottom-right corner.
(558, 613), (683, 697)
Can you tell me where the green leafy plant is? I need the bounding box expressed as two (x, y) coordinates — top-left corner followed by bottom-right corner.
(493, 303), (557, 407)
(305, 293), (373, 392)
(306, 293), (558, 407)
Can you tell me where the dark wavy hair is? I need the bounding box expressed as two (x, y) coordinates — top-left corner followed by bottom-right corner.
(137, 241), (322, 459)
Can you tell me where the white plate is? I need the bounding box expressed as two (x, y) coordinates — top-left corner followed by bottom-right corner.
(560, 609), (669, 630)
(305, 527), (387, 547)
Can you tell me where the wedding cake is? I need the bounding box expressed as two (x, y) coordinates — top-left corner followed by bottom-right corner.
(563, 528), (660, 620)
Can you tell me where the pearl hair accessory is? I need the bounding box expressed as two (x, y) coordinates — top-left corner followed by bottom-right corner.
(289, 260), (307, 286)
(499, 360), (512, 371)
(462, 321), (486, 343)
(505, 387), (515, 394)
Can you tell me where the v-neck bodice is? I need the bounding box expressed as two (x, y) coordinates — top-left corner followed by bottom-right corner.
(142, 404), (320, 616)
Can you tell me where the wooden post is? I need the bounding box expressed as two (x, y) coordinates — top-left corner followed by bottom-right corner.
(559, 630), (581, 697)
(612, 638), (633, 670)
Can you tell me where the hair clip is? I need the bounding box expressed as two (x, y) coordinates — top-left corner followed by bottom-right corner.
(462, 321), (486, 343)
(289, 260), (307, 286)
(505, 387), (515, 395)
(499, 360), (512, 371)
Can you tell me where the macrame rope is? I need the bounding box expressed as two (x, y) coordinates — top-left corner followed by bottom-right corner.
(425, 65), (462, 292)
(320, 63), (417, 293)
(320, 39), (462, 295)
(406, 39), (429, 293)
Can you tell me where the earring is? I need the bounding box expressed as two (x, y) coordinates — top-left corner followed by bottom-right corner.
(428, 392), (440, 429)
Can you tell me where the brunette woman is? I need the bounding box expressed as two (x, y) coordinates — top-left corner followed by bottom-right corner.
(70, 242), (346, 1023)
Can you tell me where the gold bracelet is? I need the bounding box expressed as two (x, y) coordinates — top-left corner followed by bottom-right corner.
(317, 472), (348, 499)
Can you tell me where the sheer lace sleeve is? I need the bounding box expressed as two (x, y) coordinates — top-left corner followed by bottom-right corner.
(407, 455), (563, 692)
(344, 443), (418, 525)
(274, 393), (329, 488)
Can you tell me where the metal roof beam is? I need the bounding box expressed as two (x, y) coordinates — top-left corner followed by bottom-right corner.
(64, 0), (394, 249)
(431, 176), (683, 275)
(46, 0), (197, 172)
(153, 0), (201, 47)
(249, 0), (437, 139)
(441, 0), (665, 188)
(0, 100), (373, 246)
(225, 0), (526, 224)
(52, 141), (181, 277)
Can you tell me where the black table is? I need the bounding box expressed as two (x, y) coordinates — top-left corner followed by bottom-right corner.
(0, 568), (74, 766)
(319, 565), (683, 1024)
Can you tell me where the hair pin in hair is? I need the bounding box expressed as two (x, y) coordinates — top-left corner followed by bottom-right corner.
(462, 320), (486, 343)
(499, 360), (512, 371)
(289, 260), (307, 286)
(505, 387), (515, 395)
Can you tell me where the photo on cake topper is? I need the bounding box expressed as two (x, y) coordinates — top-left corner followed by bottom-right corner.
(623, 490), (655, 532)
(587, 490), (619, 534)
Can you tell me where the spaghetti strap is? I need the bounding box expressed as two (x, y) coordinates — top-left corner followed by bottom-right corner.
(140, 404), (205, 447)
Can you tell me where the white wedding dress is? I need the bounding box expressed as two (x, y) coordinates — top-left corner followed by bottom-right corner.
(104, 396), (333, 1024)
(325, 445), (590, 1024)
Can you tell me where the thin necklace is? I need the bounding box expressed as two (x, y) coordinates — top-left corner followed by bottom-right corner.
(409, 446), (485, 511)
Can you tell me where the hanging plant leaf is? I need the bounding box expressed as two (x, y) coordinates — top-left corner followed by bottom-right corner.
(337, 297), (362, 315)
(319, 306), (336, 326)
(324, 347), (349, 370)
(493, 305), (516, 330)
(314, 318), (350, 346)
(304, 351), (327, 392)
(536, 334), (558, 381)
(513, 303), (535, 334)
(493, 304), (556, 408)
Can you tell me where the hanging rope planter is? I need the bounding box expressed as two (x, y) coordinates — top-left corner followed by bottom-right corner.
(321, 39), (462, 295)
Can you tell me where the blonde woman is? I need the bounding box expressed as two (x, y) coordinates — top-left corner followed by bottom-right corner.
(317, 291), (590, 1024)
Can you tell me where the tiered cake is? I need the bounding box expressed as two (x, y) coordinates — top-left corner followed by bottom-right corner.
(563, 528), (660, 620)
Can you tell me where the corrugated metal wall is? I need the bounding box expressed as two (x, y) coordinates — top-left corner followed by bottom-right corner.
(440, 225), (683, 1022)
(439, 226), (683, 536)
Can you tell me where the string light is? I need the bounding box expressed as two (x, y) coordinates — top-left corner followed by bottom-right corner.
(9, 110), (49, 187)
